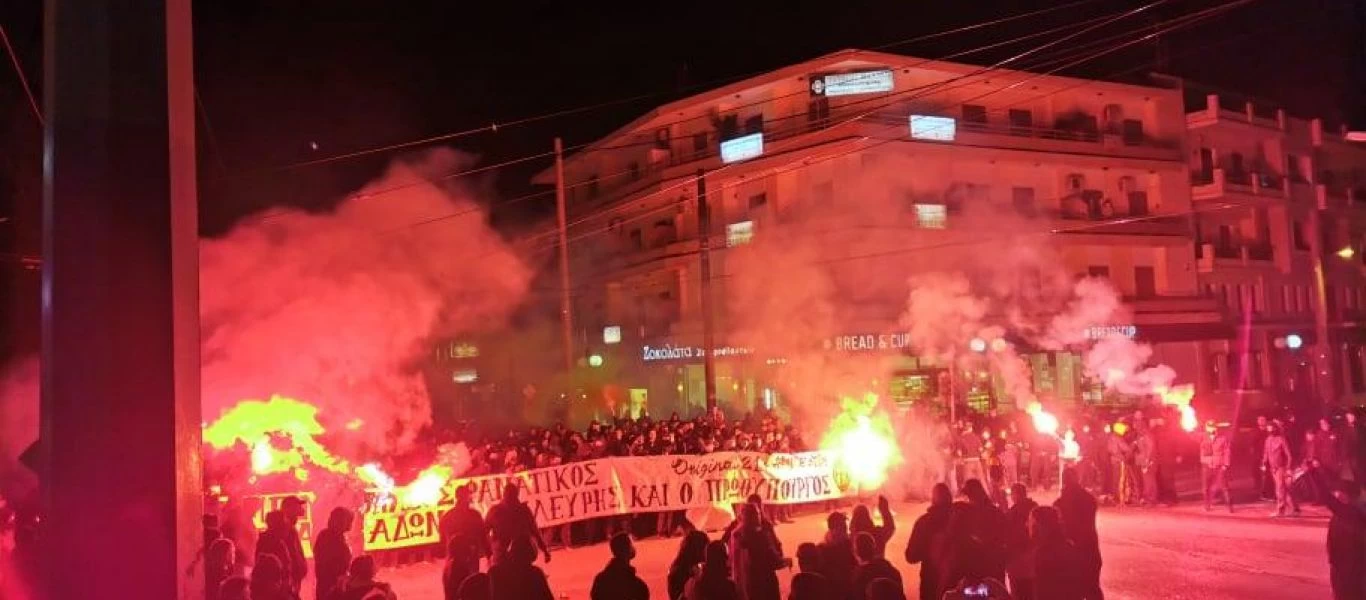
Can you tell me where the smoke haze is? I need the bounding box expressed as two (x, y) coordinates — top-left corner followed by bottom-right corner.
(201, 149), (531, 456)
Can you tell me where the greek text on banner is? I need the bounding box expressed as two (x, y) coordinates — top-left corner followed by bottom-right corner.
(361, 451), (850, 551)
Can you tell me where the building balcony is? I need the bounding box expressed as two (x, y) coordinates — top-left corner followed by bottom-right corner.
(1195, 242), (1276, 272)
(1049, 211), (1189, 244)
(1185, 93), (1286, 132)
(1191, 168), (1288, 202)
(863, 112), (1182, 163)
(1316, 183), (1366, 210)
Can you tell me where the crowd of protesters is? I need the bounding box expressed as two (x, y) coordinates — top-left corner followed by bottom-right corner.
(202, 468), (1108, 600)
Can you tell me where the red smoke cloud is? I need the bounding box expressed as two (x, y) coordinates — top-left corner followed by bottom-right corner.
(201, 149), (531, 456)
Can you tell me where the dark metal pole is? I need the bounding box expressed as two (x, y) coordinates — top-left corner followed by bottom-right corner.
(697, 169), (717, 413)
(42, 0), (202, 597)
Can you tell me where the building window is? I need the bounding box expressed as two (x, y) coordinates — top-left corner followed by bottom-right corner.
(628, 228), (643, 250)
(1288, 154), (1308, 183)
(962, 104), (988, 127)
(1121, 119), (1144, 145)
(1293, 220), (1309, 250)
(1087, 265), (1110, 278)
(692, 132), (708, 154)
(915, 204), (948, 229)
(1008, 109), (1032, 136)
(1134, 266), (1157, 298)
(1350, 346), (1365, 393)
(748, 193), (768, 211)
(1208, 352), (1225, 391)
(807, 98), (830, 125)
(1012, 187), (1036, 217)
(1127, 191), (1149, 216)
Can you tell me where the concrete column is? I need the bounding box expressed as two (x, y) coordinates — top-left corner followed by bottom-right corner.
(41, 0), (201, 598)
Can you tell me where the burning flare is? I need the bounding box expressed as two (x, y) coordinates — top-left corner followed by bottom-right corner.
(356, 463), (452, 508)
(821, 394), (901, 491)
(1157, 384), (1198, 432)
(1026, 402), (1059, 436)
(203, 395), (352, 478)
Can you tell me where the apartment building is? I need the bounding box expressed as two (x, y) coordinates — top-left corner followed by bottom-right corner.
(1179, 82), (1366, 413)
(535, 49), (1229, 418)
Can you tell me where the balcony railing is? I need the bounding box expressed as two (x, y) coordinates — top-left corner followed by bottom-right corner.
(1195, 242), (1276, 272)
(1191, 168), (1288, 201)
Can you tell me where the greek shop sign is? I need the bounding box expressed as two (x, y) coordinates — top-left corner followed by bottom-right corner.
(641, 344), (755, 362)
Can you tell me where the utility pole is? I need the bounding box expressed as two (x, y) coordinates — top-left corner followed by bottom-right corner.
(696, 169), (717, 413)
(554, 138), (575, 379)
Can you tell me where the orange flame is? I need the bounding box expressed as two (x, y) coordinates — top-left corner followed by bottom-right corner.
(203, 395), (351, 476)
(1157, 384), (1198, 432)
(821, 394), (900, 490)
(1026, 402), (1059, 436)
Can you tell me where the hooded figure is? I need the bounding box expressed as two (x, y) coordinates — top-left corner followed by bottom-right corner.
(729, 503), (784, 600)
(818, 512), (857, 600)
(936, 479), (1007, 591)
(312, 507), (354, 600)
(905, 484), (953, 600)
(852, 532), (903, 600)
(488, 535), (554, 600)
(1053, 468), (1102, 600)
(591, 533), (650, 600)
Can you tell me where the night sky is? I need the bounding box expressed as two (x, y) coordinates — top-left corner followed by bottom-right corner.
(0, 0), (1362, 356)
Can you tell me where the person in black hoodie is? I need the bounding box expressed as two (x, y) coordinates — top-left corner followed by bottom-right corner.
(1312, 470), (1366, 600)
(1053, 468), (1102, 600)
(817, 512), (856, 600)
(313, 507), (354, 600)
(1004, 484), (1039, 600)
(904, 484), (952, 600)
(852, 532), (903, 600)
(937, 479), (1007, 592)
(591, 533), (650, 600)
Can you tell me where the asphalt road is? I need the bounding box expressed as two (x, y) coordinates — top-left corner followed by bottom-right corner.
(359, 498), (1332, 600)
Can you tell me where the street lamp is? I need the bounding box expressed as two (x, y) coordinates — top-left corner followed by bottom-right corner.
(1337, 246), (1356, 260)
(969, 337), (987, 353)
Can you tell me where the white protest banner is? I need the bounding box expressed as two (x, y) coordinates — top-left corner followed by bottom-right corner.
(360, 451), (849, 551)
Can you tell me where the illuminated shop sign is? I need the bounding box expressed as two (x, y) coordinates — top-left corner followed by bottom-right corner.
(726, 221), (755, 246)
(810, 69), (894, 97)
(1083, 325), (1138, 340)
(910, 115), (956, 141)
(641, 344), (755, 362)
(825, 332), (913, 352)
(720, 133), (764, 164)
(435, 341), (480, 360)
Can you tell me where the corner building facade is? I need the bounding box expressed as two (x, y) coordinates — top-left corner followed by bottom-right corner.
(1177, 81), (1366, 415)
(536, 49), (1234, 419)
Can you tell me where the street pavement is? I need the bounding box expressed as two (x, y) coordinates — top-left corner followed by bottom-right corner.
(357, 497), (1332, 600)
